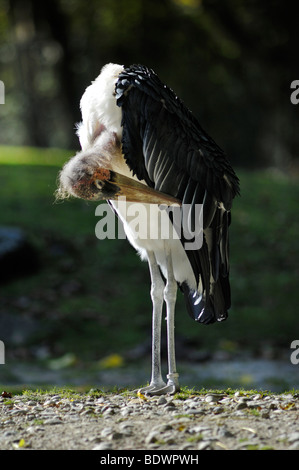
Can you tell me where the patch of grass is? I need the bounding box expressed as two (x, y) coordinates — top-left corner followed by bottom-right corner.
(186, 435), (203, 443)
(2, 385), (297, 402)
(0, 145), (71, 166)
(247, 408), (261, 417)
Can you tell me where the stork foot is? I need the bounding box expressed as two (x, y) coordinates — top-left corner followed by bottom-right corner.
(140, 373), (180, 396)
(136, 379), (167, 395)
(145, 382), (180, 396)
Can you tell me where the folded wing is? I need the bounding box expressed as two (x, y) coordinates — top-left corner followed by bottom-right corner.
(115, 64), (239, 324)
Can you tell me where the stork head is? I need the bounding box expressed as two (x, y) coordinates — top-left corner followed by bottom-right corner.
(57, 62), (180, 206)
(56, 135), (122, 201)
(57, 136), (180, 206)
(57, 143), (180, 206)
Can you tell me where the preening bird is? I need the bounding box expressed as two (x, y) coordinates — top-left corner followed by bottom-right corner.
(58, 63), (240, 395)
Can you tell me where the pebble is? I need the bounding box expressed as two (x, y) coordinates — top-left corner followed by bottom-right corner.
(0, 391), (297, 450)
(93, 442), (113, 450)
(205, 393), (225, 403)
(236, 402), (248, 410)
(197, 441), (211, 450)
(145, 431), (160, 444)
(43, 418), (62, 425)
(288, 432), (299, 443)
(157, 396), (167, 405)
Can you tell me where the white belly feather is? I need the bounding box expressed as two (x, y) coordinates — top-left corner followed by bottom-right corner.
(110, 200), (197, 291)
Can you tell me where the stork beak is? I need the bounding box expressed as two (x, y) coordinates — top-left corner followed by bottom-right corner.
(111, 172), (181, 206)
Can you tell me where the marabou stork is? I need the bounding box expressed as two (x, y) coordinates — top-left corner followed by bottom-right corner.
(58, 63), (239, 395)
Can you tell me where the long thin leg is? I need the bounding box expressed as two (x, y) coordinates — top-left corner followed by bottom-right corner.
(164, 244), (179, 393)
(138, 250), (166, 393)
(145, 245), (180, 396)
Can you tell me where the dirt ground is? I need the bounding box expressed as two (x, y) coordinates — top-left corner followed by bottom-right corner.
(0, 388), (298, 452)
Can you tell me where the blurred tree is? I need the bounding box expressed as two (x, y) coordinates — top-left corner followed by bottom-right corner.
(0, 0), (297, 168)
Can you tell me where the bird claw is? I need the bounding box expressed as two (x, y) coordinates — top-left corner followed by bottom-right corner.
(145, 382), (180, 396)
(137, 374), (180, 396)
(135, 380), (167, 395)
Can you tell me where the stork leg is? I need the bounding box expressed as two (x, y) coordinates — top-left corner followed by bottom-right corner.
(137, 250), (167, 394)
(140, 245), (180, 396)
(163, 244), (180, 394)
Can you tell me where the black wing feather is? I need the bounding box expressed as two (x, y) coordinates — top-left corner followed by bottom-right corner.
(116, 64), (239, 324)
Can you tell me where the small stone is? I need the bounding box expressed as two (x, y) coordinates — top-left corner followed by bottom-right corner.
(95, 397), (105, 404)
(44, 396), (60, 406)
(93, 442), (113, 450)
(32, 405), (44, 412)
(88, 436), (102, 443)
(119, 422), (134, 430)
(101, 427), (114, 438)
(26, 426), (45, 435)
(197, 441), (212, 450)
(152, 423), (172, 433)
(217, 426), (234, 438)
(213, 406), (225, 414)
(187, 409), (204, 416)
(252, 394), (263, 400)
(145, 431), (160, 444)
(219, 397), (232, 404)
(120, 407), (133, 417)
(43, 418), (62, 425)
(103, 407), (115, 416)
(157, 396), (167, 405)
(3, 430), (17, 437)
(235, 402), (248, 410)
(288, 432), (299, 443)
(205, 394), (223, 403)
(80, 408), (94, 416)
(237, 396), (251, 403)
(108, 432), (123, 441)
(163, 400), (176, 408)
(261, 410), (270, 419)
(10, 409), (28, 416)
(281, 394), (294, 400)
(26, 401), (37, 406)
(290, 442), (299, 450)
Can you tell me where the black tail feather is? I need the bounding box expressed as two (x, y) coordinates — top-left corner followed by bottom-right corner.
(181, 275), (230, 325)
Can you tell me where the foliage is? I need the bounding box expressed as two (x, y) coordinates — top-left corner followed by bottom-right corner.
(0, 0), (298, 169)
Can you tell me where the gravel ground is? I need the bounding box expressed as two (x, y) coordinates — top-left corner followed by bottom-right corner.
(0, 389), (298, 451)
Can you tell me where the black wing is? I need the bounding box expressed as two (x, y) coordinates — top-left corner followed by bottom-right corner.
(115, 64), (240, 324)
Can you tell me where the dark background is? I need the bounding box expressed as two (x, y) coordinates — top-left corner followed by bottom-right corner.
(0, 0), (298, 391)
(1, 0), (298, 169)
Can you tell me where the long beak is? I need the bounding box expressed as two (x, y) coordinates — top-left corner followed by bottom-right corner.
(111, 172), (181, 206)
